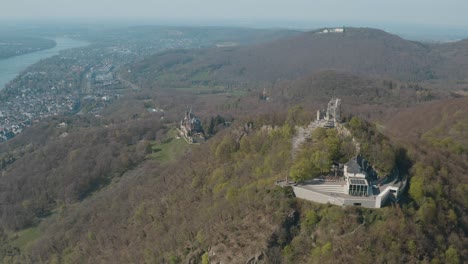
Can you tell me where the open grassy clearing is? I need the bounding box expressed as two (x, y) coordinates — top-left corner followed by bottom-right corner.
(149, 128), (190, 163)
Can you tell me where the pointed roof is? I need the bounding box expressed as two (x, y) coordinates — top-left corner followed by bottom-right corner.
(344, 156), (364, 174)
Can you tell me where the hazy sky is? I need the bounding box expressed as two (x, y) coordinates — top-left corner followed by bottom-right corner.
(2, 0), (468, 27)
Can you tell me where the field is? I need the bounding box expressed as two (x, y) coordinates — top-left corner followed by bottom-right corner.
(10, 227), (40, 249)
(149, 128), (190, 163)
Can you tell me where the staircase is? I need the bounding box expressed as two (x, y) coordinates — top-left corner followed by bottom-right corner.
(304, 183), (346, 194)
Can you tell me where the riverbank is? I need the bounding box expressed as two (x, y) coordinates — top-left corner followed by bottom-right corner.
(0, 37), (56, 60)
(0, 37), (89, 90)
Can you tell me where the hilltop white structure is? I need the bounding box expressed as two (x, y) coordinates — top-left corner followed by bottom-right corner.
(288, 154), (406, 208)
(319, 27), (345, 34)
(279, 98), (407, 208)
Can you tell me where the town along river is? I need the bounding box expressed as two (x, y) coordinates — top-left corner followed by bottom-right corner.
(0, 37), (89, 90)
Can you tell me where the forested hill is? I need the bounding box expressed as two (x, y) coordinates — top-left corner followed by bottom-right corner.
(0, 25), (466, 263)
(123, 27), (468, 89)
(215, 27), (434, 81)
(1, 95), (465, 263)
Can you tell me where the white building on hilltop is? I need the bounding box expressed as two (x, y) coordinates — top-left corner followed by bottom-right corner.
(343, 156), (371, 197)
(286, 154), (402, 208)
(320, 27), (345, 34)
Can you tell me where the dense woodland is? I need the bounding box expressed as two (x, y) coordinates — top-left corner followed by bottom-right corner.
(289, 127), (354, 182)
(0, 114), (162, 230)
(0, 100), (465, 263)
(0, 27), (466, 263)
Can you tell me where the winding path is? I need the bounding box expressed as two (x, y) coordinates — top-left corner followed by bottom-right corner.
(291, 121), (319, 159)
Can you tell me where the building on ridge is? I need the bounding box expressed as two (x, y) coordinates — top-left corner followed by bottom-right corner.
(316, 98), (342, 128)
(179, 107), (205, 144)
(343, 155), (372, 197)
(259, 87), (270, 101)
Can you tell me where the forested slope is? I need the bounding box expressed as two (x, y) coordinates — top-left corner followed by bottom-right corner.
(123, 27), (468, 90)
(0, 26), (466, 264)
(0, 101), (465, 263)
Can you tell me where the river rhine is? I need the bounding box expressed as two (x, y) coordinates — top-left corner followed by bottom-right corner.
(0, 37), (89, 90)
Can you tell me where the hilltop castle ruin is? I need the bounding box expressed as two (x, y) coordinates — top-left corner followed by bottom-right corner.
(316, 98), (342, 128)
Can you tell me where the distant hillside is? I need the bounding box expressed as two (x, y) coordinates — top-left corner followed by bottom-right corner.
(431, 39), (468, 80)
(90, 26), (301, 49)
(123, 28), (468, 92)
(220, 27), (435, 81)
(207, 70), (443, 121)
(123, 27), (468, 90)
(274, 70), (438, 103)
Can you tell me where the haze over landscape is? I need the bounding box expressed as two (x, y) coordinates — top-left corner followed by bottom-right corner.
(0, 1), (466, 264)
(2, 0), (468, 42)
(1, 0), (467, 25)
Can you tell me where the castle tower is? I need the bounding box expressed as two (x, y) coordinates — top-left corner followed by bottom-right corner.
(334, 98), (342, 122)
(325, 98), (342, 122)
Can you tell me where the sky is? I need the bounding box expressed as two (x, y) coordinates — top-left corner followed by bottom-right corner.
(2, 0), (468, 28)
